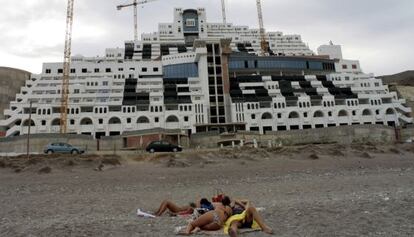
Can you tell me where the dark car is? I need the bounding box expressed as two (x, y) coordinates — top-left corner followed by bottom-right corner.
(44, 143), (85, 154)
(146, 141), (182, 153)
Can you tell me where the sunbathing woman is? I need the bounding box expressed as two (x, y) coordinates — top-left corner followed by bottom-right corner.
(184, 196), (233, 235)
(154, 198), (215, 216)
(225, 199), (273, 236)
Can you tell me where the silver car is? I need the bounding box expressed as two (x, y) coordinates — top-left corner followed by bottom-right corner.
(44, 143), (85, 154)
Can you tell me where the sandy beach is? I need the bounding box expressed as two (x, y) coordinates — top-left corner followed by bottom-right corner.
(1, 143), (414, 237)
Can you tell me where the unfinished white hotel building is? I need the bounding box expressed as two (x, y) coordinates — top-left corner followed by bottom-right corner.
(0, 8), (412, 138)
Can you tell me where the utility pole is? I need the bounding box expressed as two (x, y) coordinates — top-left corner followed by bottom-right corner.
(26, 101), (33, 159)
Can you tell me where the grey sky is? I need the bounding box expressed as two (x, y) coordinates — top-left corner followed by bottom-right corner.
(0, 0), (412, 75)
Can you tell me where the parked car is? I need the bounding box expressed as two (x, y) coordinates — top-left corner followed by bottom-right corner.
(44, 143), (85, 154)
(146, 141), (182, 153)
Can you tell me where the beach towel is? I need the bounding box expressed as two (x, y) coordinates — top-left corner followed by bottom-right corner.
(223, 210), (260, 234)
(136, 209), (156, 218)
(174, 226), (259, 235)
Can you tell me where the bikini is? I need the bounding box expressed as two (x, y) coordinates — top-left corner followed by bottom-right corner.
(213, 207), (231, 225)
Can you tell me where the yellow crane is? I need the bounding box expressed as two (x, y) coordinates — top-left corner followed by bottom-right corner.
(60, 0), (75, 134)
(256, 0), (268, 56)
(117, 0), (158, 41)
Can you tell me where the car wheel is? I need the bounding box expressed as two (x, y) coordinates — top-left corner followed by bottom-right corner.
(71, 150), (79, 155)
(149, 148), (155, 153)
(47, 150), (54, 154)
(173, 148), (178, 152)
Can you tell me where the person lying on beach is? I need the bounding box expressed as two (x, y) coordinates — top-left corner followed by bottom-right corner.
(154, 198), (215, 216)
(183, 196), (233, 235)
(225, 199), (273, 236)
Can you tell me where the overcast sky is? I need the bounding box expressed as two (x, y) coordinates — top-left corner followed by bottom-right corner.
(0, 0), (412, 75)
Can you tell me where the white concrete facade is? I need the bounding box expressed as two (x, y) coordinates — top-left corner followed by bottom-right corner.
(0, 8), (412, 138)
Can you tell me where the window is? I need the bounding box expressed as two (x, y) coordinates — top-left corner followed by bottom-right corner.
(277, 113), (282, 119)
(153, 67), (159, 72)
(127, 118), (132, 124)
(94, 68), (100, 73)
(106, 68), (111, 73)
(342, 65), (348, 69)
(251, 114), (256, 120)
(142, 67), (147, 72)
(352, 64), (357, 69)
(186, 19), (196, 27)
(41, 120), (46, 126)
(118, 68), (124, 72)
(99, 119), (103, 124)
(184, 116), (189, 122)
(70, 119), (75, 125)
(82, 68), (87, 73)
(304, 112), (308, 118)
(103, 81), (108, 86)
(45, 69), (51, 74)
(70, 68), (76, 73)
(155, 117), (159, 123)
(58, 69), (63, 74)
(74, 89), (80, 94)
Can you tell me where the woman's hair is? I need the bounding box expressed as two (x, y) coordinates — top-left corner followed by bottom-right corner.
(200, 198), (211, 206)
(221, 196), (231, 206)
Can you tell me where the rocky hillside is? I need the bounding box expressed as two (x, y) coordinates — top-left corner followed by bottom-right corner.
(0, 67), (31, 120)
(379, 70), (414, 86)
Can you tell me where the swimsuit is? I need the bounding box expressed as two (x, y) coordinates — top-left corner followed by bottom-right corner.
(212, 211), (221, 225)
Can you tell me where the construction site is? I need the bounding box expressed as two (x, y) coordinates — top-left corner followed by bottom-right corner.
(1, 0), (414, 236)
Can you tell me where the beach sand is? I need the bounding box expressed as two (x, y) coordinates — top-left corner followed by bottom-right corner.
(1, 143), (414, 236)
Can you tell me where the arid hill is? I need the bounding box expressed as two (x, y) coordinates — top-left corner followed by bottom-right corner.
(380, 70), (414, 86)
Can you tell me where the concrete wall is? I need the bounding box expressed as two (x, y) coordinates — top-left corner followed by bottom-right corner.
(99, 136), (124, 152)
(0, 67), (31, 120)
(0, 125), (409, 154)
(191, 125), (397, 148)
(401, 127), (414, 142)
(0, 134), (96, 154)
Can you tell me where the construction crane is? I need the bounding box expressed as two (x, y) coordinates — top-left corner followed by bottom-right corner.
(117, 0), (158, 41)
(256, 0), (268, 56)
(221, 0), (227, 24)
(60, 0), (75, 134)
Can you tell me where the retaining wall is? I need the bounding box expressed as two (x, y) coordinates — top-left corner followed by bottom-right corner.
(0, 134), (96, 154)
(0, 125), (409, 153)
(401, 127), (414, 142)
(191, 125), (397, 148)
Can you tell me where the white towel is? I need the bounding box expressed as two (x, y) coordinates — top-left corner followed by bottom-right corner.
(137, 209), (156, 218)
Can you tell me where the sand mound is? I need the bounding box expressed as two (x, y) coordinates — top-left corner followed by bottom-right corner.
(389, 148), (400, 154)
(0, 160), (5, 168)
(38, 166), (52, 174)
(165, 158), (191, 168)
(360, 152), (373, 159)
(309, 154), (320, 160)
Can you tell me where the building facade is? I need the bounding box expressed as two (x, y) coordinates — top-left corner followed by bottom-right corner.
(0, 8), (412, 138)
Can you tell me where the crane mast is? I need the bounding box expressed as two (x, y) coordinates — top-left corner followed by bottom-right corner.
(221, 0), (227, 24)
(60, 0), (74, 134)
(256, 0), (268, 56)
(117, 0), (157, 41)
